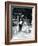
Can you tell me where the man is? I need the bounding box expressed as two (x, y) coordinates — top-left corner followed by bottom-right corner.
(19, 15), (24, 32)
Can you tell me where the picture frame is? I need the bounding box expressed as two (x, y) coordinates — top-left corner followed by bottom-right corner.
(5, 1), (37, 45)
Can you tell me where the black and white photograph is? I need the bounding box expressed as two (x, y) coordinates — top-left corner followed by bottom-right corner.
(10, 6), (33, 41)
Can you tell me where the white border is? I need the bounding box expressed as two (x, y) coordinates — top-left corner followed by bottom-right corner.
(9, 4), (35, 42)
